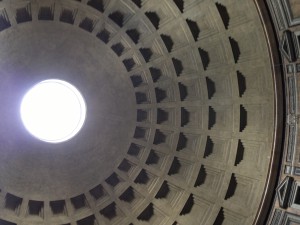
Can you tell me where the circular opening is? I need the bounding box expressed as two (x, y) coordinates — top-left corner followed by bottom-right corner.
(20, 79), (86, 143)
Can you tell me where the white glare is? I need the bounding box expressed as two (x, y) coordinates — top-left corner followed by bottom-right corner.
(20, 80), (86, 143)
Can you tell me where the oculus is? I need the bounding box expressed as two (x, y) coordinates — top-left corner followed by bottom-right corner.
(20, 79), (86, 143)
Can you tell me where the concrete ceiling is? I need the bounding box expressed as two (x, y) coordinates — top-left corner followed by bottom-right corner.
(0, 0), (281, 225)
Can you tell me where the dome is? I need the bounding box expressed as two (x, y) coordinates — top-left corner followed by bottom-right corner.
(0, 0), (289, 225)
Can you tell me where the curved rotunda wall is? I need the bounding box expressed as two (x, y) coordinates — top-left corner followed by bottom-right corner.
(0, 0), (277, 225)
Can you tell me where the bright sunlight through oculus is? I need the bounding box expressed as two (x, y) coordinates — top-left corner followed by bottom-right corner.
(20, 79), (86, 143)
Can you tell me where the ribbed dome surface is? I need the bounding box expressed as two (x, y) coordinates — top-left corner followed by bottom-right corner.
(0, 0), (278, 225)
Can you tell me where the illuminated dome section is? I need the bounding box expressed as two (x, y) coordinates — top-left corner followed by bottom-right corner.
(20, 79), (86, 143)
